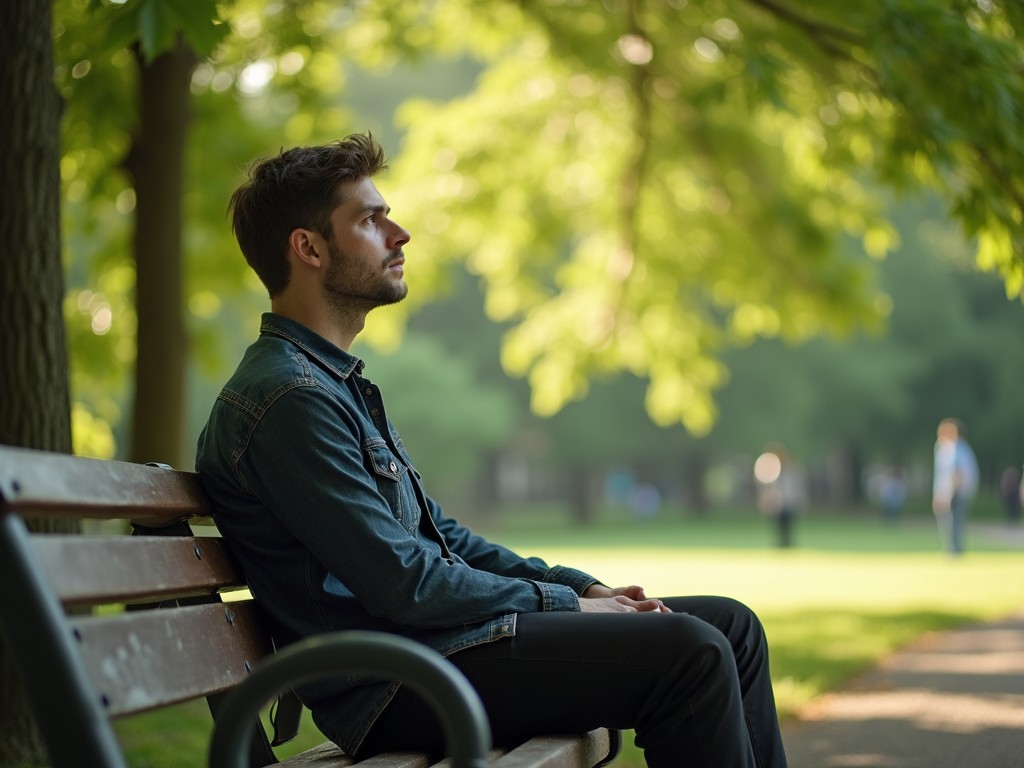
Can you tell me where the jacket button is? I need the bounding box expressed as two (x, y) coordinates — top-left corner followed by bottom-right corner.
(389, 461), (398, 473)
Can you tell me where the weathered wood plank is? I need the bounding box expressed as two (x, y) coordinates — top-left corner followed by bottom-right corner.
(429, 748), (508, 768)
(274, 734), (607, 768)
(71, 601), (272, 716)
(276, 741), (354, 766)
(32, 534), (244, 605)
(352, 753), (431, 768)
(0, 444), (209, 525)
(490, 731), (612, 768)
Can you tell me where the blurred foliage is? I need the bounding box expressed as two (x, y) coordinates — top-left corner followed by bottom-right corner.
(53, 0), (1024, 458)
(397, 191), (1024, 497)
(380, 0), (1024, 433)
(709, 192), (1024, 475)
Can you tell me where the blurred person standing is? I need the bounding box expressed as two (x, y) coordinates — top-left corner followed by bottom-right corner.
(878, 466), (908, 524)
(1019, 466), (1024, 521)
(754, 444), (806, 549)
(932, 418), (979, 555)
(999, 465), (1021, 524)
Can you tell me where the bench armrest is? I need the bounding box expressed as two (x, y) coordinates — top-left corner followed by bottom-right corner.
(208, 631), (491, 768)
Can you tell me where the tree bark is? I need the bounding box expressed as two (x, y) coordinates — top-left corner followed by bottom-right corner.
(0, 0), (70, 454)
(0, 1), (74, 763)
(125, 40), (197, 469)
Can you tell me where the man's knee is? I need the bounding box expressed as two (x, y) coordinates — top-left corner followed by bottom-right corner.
(665, 596), (766, 641)
(721, 597), (767, 641)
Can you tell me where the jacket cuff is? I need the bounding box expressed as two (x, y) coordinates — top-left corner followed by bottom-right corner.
(543, 565), (601, 597)
(535, 581), (581, 612)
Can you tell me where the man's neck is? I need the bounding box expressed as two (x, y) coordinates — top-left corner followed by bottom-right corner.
(270, 295), (365, 352)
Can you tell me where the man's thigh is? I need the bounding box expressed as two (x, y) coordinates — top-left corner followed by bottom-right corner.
(357, 596), (751, 755)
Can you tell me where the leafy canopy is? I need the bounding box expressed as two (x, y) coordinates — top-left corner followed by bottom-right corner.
(56, 0), (1024, 443)
(378, 0), (1024, 433)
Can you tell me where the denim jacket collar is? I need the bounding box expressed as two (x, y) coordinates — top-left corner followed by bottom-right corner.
(259, 312), (364, 380)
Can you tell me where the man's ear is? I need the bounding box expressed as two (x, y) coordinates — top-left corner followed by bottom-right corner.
(288, 228), (323, 268)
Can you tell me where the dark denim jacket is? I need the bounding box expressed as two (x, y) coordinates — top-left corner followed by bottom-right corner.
(195, 313), (598, 754)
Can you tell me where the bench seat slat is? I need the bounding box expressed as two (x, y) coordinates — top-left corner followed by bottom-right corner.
(346, 753), (429, 768)
(71, 601), (273, 717)
(275, 746), (508, 768)
(490, 731), (611, 768)
(276, 741), (354, 766)
(275, 734), (606, 768)
(32, 535), (245, 606)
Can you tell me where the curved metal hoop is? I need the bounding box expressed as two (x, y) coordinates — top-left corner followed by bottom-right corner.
(208, 631), (491, 768)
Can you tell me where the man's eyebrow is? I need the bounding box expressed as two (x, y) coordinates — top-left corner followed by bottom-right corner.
(353, 203), (389, 217)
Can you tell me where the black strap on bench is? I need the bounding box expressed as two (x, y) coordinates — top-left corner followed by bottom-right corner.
(268, 688), (304, 747)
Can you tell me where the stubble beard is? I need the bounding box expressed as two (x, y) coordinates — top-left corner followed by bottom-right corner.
(323, 241), (408, 314)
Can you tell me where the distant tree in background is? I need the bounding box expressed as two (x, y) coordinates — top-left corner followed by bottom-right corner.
(56, 0), (227, 467)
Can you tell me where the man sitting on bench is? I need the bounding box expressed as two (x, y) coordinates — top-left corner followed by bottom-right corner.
(195, 133), (789, 768)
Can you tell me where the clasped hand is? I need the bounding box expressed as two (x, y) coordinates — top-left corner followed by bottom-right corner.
(579, 584), (671, 614)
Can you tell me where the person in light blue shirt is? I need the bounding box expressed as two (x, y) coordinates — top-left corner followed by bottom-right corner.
(932, 418), (979, 554)
(196, 134), (788, 767)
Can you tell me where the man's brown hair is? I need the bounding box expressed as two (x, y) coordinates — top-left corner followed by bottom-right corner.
(228, 133), (388, 296)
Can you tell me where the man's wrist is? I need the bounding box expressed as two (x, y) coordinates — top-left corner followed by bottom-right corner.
(582, 583), (612, 599)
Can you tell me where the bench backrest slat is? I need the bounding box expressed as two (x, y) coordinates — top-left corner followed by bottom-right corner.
(71, 601), (274, 717)
(32, 535), (245, 606)
(0, 445), (210, 526)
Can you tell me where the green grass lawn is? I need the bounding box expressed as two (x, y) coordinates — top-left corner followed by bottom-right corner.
(115, 510), (1024, 766)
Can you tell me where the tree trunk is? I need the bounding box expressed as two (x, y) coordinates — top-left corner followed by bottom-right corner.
(125, 40), (197, 469)
(0, 0), (69, 454)
(0, 1), (74, 763)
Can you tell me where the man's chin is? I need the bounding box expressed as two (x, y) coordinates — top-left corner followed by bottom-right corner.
(379, 282), (408, 306)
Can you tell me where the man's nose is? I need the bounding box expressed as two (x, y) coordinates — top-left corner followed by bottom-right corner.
(388, 221), (411, 249)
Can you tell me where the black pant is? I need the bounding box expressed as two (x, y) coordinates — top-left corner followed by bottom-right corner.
(356, 596), (788, 768)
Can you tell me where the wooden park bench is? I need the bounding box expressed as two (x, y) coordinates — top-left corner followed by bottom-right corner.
(0, 445), (620, 768)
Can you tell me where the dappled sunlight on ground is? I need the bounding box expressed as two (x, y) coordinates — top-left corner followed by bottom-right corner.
(784, 613), (1024, 768)
(802, 689), (1024, 732)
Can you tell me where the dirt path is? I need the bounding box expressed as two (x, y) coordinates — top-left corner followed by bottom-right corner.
(780, 612), (1024, 768)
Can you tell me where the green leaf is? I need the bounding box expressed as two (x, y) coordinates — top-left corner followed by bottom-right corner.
(129, 0), (225, 61)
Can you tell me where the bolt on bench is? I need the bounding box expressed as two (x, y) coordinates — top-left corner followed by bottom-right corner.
(0, 445), (619, 768)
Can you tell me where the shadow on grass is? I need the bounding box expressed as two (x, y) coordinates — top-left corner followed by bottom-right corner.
(764, 608), (983, 719)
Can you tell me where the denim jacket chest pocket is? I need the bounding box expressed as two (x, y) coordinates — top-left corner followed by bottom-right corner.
(363, 437), (421, 533)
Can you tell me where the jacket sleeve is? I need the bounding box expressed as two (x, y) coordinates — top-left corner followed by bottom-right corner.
(427, 495), (601, 596)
